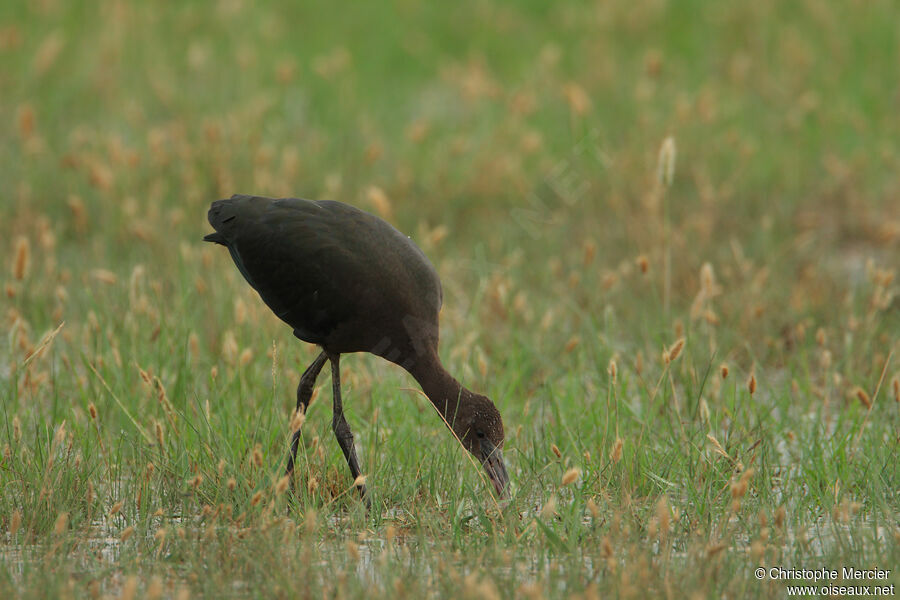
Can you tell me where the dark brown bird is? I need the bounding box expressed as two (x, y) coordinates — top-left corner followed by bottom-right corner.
(204, 194), (509, 501)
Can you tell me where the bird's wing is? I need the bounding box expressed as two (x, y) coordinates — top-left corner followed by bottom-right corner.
(208, 196), (366, 343)
(207, 195), (443, 346)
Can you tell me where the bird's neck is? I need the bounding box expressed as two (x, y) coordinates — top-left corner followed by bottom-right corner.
(407, 351), (464, 425)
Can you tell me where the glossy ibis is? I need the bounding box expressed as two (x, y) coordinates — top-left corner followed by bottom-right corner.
(204, 195), (509, 501)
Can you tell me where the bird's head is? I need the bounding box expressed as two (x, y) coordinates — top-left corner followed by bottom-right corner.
(453, 392), (510, 499)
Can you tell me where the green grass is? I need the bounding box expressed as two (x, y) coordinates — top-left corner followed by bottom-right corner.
(2, 0), (899, 597)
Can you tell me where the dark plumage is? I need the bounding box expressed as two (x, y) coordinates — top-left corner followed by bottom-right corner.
(204, 194), (509, 500)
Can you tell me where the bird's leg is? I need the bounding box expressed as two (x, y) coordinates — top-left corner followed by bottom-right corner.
(328, 353), (369, 504)
(285, 351), (327, 481)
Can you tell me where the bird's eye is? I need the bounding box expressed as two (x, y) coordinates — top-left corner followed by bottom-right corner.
(476, 430), (485, 439)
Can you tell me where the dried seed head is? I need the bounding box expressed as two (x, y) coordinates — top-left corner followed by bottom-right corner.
(226, 478), (237, 491)
(146, 577), (163, 600)
(645, 49), (662, 77)
(706, 542), (725, 557)
(607, 359), (617, 383)
(731, 467), (756, 502)
(12, 237), (30, 281)
(601, 272), (618, 290)
(656, 496), (670, 538)
(346, 540), (360, 561)
(707, 434), (729, 460)
(138, 366), (154, 388)
(635, 351), (644, 375)
(155, 421), (165, 448)
(428, 225), (449, 246)
(366, 185), (391, 218)
(304, 509), (318, 534)
(540, 495), (558, 519)
(91, 268), (117, 284)
(747, 374), (757, 396)
(700, 263), (715, 294)
(540, 309), (555, 331)
(385, 524), (397, 545)
(657, 136), (676, 187)
(563, 82), (591, 116)
(853, 386), (872, 409)
(699, 397), (710, 423)
(250, 491), (263, 506)
(188, 332), (199, 358)
(109, 500), (124, 517)
(191, 474), (203, 489)
(550, 443), (562, 459)
(583, 240), (596, 266)
(353, 474), (367, 488)
(275, 475), (290, 495)
(67, 195), (88, 234)
(120, 526), (135, 541)
(53, 512), (68, 535)
(88, 402), (98, 420)
(667, 338), (686, 363)
(121, 576), (138, 600)
(720, 364), (729, 379)
(564, 336), (580, 353)
(289, 409), (307, 433)
(222, 331), (238, 365)
(815, 327), (827, 346)
(233, 298), (247, 325)
(750, 539), (765, 560)
(53, 421), (66, 446)
(561, 467), (580, 486)
(12, 416), (21, 443)
(477, 351), (488, 378)
(774, 505), (786, 528)
(239, 348), (253, 366)
(892, 376), (900, 403)
(636, 254), (650, 274)
(10, 510), (21, 536)
(252, 444), (263, 467)
(154, 378), (174, 416)
(582, 498), (599, 521)
(601, 536), (614, 558)
(611, 437), (624, 463)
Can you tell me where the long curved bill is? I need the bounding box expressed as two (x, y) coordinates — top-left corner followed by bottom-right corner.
(480, 439), (510, 499)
